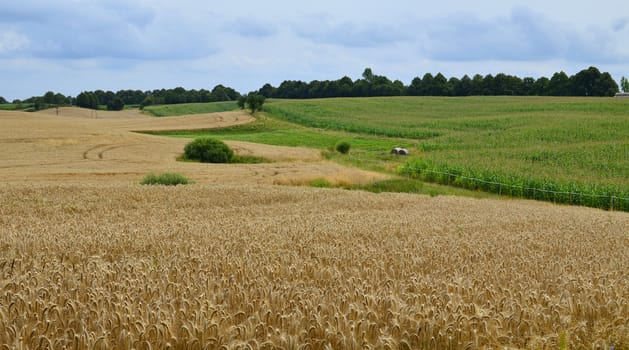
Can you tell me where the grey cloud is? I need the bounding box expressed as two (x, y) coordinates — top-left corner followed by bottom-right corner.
(293, 16), (410, 48)
(224, 19), (277, 38)
(421, 8), (561, 61)
(420, 7), (626, 63)
(288, 7), (626, 63)
(0, 0), (217, 60)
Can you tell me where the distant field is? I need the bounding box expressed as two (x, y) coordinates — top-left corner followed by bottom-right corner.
(0, 103), (31, 111)
(143, 101), (239, 116)
(265, 97), (629, 206)
(151, 96), (629, 209)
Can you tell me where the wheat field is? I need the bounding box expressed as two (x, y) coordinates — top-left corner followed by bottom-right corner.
(0, 109), (385, 186)
(0, 109), (628, 349)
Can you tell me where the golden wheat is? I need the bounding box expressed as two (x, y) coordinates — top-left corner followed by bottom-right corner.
(0, 110), (385, 186)
(1, 184), (627, 349)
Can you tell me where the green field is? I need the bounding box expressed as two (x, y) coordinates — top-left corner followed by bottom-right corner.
(143, 101), (239, 116)
(147, 97), (629, 210)
(0, 103), (32, 111)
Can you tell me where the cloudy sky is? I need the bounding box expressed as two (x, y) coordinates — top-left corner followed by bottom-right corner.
(1, 0), (628, 100)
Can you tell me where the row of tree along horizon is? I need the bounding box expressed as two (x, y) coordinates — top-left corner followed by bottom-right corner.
(259, 67), (622, 99)
(2, 66), (625, 110)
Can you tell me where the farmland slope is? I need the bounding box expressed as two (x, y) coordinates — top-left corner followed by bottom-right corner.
(0, 109), (384, 185)
(0, 106), (627, 348)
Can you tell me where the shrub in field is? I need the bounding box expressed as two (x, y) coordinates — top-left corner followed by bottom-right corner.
(336, 141), (351, 154)
(140, 173), (192, 186)
(184, 138), (234, 163)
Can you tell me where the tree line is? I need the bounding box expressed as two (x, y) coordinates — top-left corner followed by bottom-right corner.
(1, 68), (627, 110)
(2, 85), (241, 111)
(256, 67), (622, 99)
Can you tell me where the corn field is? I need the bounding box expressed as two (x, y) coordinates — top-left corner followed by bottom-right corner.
(400, 160), (629, 212)
(1, 184), (627, 349)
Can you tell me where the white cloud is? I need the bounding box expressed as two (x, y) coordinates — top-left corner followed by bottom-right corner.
(1, 0), (629, 100)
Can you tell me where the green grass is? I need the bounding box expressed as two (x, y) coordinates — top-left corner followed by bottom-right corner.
(140, 173), (193, 186)
(141, 96), (629, 210)
(266, 97), (629, 187)
(0, 103), (33, 111)
(143, 101), (239, 117)
(145, 114), (416, 172)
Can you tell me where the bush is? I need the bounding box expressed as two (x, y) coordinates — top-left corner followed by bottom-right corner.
(336, 141), (351, 154)
(184, 138), (234, 163)
(140, 173), (192, 186)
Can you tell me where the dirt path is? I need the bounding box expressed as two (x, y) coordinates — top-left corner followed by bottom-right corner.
(0, 108), (386, 185)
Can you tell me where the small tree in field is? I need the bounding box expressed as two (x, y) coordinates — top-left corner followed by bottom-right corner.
(184, 138), (234, 163)
(244, 94), (265, 114)
(237, 95), (246, 110)
(621, 77), (629, 93)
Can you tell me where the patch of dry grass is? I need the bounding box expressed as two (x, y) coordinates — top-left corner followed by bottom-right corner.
(0, 109), (383, 186)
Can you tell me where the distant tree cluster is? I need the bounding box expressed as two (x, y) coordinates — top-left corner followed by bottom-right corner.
(75, 92), (99, 109)
(3, 68), (622, 113)
(237, 94), (266, 114)
(90, 85), (241, 110)
(7, 85), (242, 111)
(15, 91), (74, 111)
(256, 67), (619, 99)
(621, 77), (629, 93)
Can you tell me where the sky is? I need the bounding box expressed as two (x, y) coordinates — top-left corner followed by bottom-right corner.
(1, 0), (628, 100)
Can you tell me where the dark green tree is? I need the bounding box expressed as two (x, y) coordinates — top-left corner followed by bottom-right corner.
(107, 97), (125, 111)
(572, 67), (618, 96)
(533, 77), (550, 96)
(471, 74), (485, 95)
(245, 94), (265, 113)
(621, 77), (629, 92)
(0, 96), (8, 104)
(140, 95), (154, 109)
(548, 72), (572, 96)
(453, 75), (473, 96)
(407, 77), (422, 96)
(258, 83), (276, 98)
(362, 68), (375, 84)
(237, 95), (246, 110)
(482, 74), (496, 95)
(432, 73), (450, 96)
(75, 91), (98, 109)
(420, 73), (435, 95)
(43, 91), (56, 104)
(54, 93), (68, 105)
(210, 85), (231, 101)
